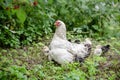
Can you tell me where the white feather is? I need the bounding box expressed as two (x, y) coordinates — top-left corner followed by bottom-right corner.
(49, 48), (74, 65)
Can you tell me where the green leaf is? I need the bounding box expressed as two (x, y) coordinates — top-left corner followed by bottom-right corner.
(16, 8), (26, 24)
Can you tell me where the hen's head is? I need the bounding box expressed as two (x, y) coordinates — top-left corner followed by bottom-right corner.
(54, 20), (65, 27)
(53, 20), (67, 39)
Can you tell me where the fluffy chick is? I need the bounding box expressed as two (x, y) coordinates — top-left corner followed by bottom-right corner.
(94, 44), (110, 56)
(94, 45), (102, 56)
(43, 46), (49, 56)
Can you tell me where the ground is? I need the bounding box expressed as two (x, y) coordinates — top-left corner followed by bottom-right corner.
(0, 36), (120, 80)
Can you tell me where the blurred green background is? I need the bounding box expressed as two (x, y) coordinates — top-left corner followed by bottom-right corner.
(0, 0), (120, 47)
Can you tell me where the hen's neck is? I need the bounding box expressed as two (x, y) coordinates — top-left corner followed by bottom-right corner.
(53, 25), (67, 40)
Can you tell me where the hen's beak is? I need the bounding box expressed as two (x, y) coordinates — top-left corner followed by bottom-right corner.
(54, 22), (59, 27)
(54, 20), (60, 27)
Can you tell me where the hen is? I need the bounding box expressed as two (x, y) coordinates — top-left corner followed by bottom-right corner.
(43, 46), (86, 65)
(49, 20), (91, 60)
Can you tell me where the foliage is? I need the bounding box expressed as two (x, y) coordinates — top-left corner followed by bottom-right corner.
(0, 0), (120, 47)
(0, 38), (120, 80)
(0, 0), (54, 47)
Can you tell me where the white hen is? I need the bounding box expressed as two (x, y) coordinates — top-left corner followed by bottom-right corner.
(50, 20), (91, 59)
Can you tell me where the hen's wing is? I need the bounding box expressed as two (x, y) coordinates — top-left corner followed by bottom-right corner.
(49, 48), (74, 65)
(66, 41), (89, 58)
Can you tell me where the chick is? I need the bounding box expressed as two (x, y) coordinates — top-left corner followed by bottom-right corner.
(94, 44), (110, 56)
(94, 45), (103, 56)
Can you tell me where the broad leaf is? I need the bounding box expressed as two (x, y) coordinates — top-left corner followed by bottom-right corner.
(16, 8), (26, 24)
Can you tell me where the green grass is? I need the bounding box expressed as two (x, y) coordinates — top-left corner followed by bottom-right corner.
(0, 36), (120, 80)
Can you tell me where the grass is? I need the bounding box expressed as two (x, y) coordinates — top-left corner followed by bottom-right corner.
(0, 36), (120, 80)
